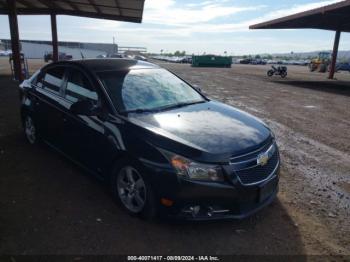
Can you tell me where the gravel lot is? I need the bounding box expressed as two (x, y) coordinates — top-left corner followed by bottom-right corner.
(0, 58), (349, 256)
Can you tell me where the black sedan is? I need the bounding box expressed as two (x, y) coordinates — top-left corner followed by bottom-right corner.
(19, 59), (280, 220)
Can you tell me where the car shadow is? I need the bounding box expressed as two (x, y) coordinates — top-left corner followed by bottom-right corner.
(270, 79), (350, 97)
(0, 133), (306, 256)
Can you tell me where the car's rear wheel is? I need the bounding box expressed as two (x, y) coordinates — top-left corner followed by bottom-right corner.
(111, 160), (157, 220)
(24, 115), (37, 145)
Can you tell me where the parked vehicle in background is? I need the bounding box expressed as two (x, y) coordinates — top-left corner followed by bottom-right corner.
(19, 58), (280, 221)
(233, 58), (308, 66)
(44, 52), (73, 62)
(133, 55), (148, 61)
(108, 53), (124, 58)
(171, 56), (184, 63)
(152, 55), (192, 64)
(174, 56), (192, 63)
(336, 62), (350, 72)
(293, 60), (309, 66)
(182, 56), (192, 64)
(266, 60), (277, 64)
(0, 50), (12, 56)
(250, 59), (267, 65)
(239, 58), (252, 64)
(267, 65), (287, 78)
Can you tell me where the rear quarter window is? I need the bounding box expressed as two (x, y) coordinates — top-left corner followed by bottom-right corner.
(37, 66), (65, 95)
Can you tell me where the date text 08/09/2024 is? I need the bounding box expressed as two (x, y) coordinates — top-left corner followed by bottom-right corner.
(127, 256), (220, 261)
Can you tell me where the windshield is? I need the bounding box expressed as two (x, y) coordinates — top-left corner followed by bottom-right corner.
(98, 69), (205, 113)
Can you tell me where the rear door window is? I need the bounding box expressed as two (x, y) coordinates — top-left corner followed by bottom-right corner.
(37, 66), (65, 95)
(65, 69), (98, 104)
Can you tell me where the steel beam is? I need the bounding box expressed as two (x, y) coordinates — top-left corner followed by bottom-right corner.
(87, 0), (101, 13)
(114, 0), (123, 16)
(16, 0), (35, 8)
(61, 0), (79, 11)
(328, 30), (341, 79)
(36, 0), (59, 9)
(7, 0), (22, 81)
(50, 13), (59, 62)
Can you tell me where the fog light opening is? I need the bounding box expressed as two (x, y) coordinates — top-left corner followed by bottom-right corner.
(183, 205), (201, 217)
(190, 206), (201, 217)
(182, 205), (230, 218)
(207, 206), (213, 217)
(206, 206), (230, 217)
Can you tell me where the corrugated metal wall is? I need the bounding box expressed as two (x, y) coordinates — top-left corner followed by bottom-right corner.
(21, 42), (107, 59)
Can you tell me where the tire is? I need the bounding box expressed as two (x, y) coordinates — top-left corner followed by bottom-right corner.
(319, 64), (327, 73)
(23, 114), (38, 145)
(110, 159), (157, 220)
(267, 70), (273, 77)
(280, 71), (287, 78)
(309, 63), (316, 72)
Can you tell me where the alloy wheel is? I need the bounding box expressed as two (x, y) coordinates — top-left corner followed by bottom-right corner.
(117, 166), (147, 213)
(24, 116), (36, 144)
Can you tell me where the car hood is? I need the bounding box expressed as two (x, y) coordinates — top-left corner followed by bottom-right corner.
(127, 101), (271, 160)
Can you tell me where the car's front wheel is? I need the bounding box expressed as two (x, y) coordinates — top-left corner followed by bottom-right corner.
(23, 115), (38, 145)
(111, 160), (157, 220)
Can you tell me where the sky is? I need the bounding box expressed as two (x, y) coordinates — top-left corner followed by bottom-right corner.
(0, 0), (349, 55)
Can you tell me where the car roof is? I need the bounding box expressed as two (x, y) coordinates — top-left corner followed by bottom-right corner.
(57, 58), (159, 72)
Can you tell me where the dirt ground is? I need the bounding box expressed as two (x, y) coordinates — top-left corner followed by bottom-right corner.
(0, 57), (349, 257)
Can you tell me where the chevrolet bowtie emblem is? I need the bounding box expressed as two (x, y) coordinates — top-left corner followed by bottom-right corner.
(257, 152), (269, 166)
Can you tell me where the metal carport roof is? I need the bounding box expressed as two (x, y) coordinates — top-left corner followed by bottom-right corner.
(249, 0), (350, 32)
(1, 0), (146, 81)
(0, 0), (145, 23)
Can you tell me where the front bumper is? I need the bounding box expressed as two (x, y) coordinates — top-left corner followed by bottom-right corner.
(158, 169), (279, 221)
(142, 146), (280, 221)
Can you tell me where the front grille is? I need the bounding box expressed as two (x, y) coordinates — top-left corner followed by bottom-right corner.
(229, 138), (273, 163)
(234, 145), (279, 185)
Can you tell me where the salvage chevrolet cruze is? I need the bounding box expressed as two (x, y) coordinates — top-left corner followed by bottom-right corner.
(19, 59), (280, 220)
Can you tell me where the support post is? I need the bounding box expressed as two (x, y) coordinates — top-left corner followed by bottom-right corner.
(328, 30), (341, 79)
(50, 14), (59, 62)
(7, 0), (22, 81)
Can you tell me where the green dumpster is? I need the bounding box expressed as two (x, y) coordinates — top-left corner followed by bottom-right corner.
(192, 55), (232, 68)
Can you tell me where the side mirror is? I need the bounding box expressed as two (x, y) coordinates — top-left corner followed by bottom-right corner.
(70, 100), (96, 116)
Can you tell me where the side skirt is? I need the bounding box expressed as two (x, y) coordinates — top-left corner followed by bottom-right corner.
(43, 139), (106, 182)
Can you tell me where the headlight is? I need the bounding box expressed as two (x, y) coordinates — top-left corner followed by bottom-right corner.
(161, 150), (224, 182)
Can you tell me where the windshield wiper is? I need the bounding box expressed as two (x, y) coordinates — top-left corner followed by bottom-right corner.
(121, 108), (156, 114)
(157, 100), (207, 112)
(121, 100), (207, 114)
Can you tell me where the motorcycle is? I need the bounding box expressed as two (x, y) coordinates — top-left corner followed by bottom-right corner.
(267, 65), (287, 78)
